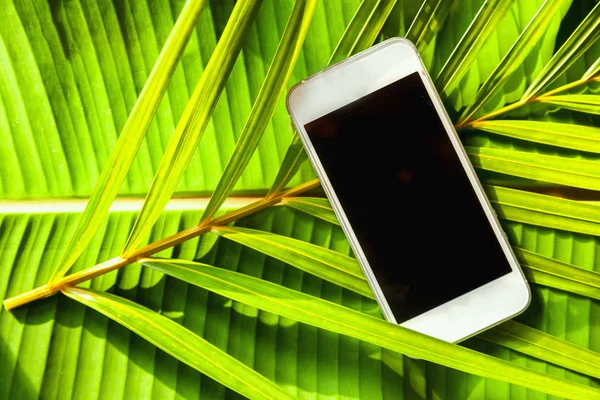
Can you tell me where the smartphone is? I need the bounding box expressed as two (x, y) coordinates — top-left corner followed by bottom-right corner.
(286, 38), (530, 343)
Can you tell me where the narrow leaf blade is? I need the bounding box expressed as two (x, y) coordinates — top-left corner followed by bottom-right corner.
(522, 2), (600, 100)
(62, 287), (293, 400)
(516, 248), (600, 300)
(457, 0), (570, 125)
(269, 0), (398, 195)
(538, 94), (600, 115)
(406, 0), (456, 52)
(212, 225), (373, 298)
(582, 55), (600, 81)
(201, 0), (318, 222)
(482, 320), (600, 379)
(122, 0), (263, 255)
(141, 258), (600, 400)
(329, 0), (398, 65)
(436, 0), (514, 95)
(283, 197), (340, 225)
(467, 146), (600, 191)
(48, 0), (207, 281)
(471, 120), (600, 153)
(268, 135), (309, 196)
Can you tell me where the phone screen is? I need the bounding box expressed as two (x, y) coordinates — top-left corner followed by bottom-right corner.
(304, 72), (512, 323)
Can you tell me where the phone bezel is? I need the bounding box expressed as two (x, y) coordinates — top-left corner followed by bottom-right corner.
(286, 37), (530, 343)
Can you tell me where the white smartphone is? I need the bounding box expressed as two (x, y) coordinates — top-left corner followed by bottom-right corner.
(286, 38), (530, 343)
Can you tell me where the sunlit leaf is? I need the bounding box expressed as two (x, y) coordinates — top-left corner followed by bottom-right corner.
(436, 0), (514, 95)
(329, 0), (398, 65)
(269, 0), (398, 195)
(141, 258), (600, 399)
(47, 0), (208, 282)
(486, 185), (600, 236)
(200, 0), (318, 222)
(406, 0), (456, 52)
(283, 197), (340, 225)
(457, 0), (571, 125)
(515, 248), (600, 300)
(538, 94), (600, 115)
(480, 320), (600, 379)
(471, 120), (600, 153)
(582, 56), (600, 81)
(268, 135), (308, 196)
(63, 287), (293, 400)
(467, 146), (600, 191)
(122, 0), (263, 255)
(212, 225), (372, 298)
(521, 2), (600, 100)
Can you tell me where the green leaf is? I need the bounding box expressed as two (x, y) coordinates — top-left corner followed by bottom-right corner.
(122, 0), (263, 255)
(471, 120), (600, 153)
(521, 2), (600, 100)
(47, 0), (208, 282)
(516, 248), (600, 300)
(141, 258), (600, 400)
(406, 0), (456, 52)
(62, 286), (293, 400)
(485, 185), (600, 236)
(211, 225), (372, 298)
(269, 0), (398, 195)
(329, 0), (398, 65)
(435, 0), (514, 95)
(200, 0), (318, 222)
(467, 146), (600, 191)
(538, 94), (600, 115)
(480, 320), (600, 379)
(283, 197), (340, 225)
(457, 0), (571, 125)
(268, 135), (309, 195)
(281, 192), (600, 301)
(582, 56), (600, 81)
(2, 204), (598, 399)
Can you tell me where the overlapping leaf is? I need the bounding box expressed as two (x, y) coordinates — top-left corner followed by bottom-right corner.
(486, 185), (600, 236)
(435, 0), (514, 95)
(122, 0), (263, 255)
(406, 0), (456, 51)
(269, 0), (398, 195)
(141, 258), (600, 399)
(212, 225), (372, 297)
(200, 0), (318, 222)
(467, 146), (600, 190)
(63, 287), (293, 400)
(480, 320), (600, 379)
(521, 1), (600, 100)
(457, 0), (571, 125)
(47, 0), (208, 282)
(471, 120), (600, 153)
(538, 94), (600, 115)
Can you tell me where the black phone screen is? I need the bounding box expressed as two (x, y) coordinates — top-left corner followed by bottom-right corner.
(304, 72), (511, 323)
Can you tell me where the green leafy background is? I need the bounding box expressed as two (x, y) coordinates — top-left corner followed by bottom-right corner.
(1, 0), (599, 399)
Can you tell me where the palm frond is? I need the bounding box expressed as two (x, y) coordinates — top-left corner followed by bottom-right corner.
(480, 320), (600, 380)
(200, 0), (318, 222)
(537, 94), (600, 115)
(63, 286), (293, 399)
(212, 225), (372, 298)
(521, 1), (600, 101)
(141, 257), (600, 400)
(457, 0), (571, 126)
(467, 146), (600, 191)
(122, 0), (263, 255)
(471, 120), (600, 153)
(435, 0), (514, 95)
(47, 0), (208, 282)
